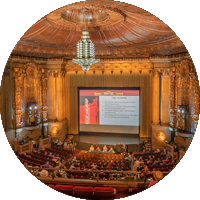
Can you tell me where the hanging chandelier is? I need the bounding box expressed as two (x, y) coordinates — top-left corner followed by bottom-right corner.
(72, 4), (100, 72)
(72, 31), (100, 73)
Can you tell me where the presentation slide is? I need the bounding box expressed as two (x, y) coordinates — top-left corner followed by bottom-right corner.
(79, 88), (140, 134)
(99, 96), (139, 126)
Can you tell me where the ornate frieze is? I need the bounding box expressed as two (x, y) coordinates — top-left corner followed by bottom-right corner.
(66, 62), (153, 72)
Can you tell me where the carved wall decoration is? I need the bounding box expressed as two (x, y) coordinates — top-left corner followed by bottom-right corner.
(12, 63), (49, 131)
(169, 66), (176, 130)
(66, 61), (154, 72)
(13, 68), (23, 129)
(173, 59), (200, 133)
(41, 69), (48, 123)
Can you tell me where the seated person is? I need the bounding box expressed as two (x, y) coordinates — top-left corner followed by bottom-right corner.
(148, 148), (154, 155)
(110, 174), (115, 180)
(108, 147), (115, 153)
(103, 145), (108, 152)
(89, 145), (94, 152)
(108, 160), (114, 169)
(156, 148), (161, 153)
(96, 147), (101, 152)
(139, 156), (143, 162)
(72, 157), (77, 163)
(91, 173), (97, 179)
(91, 163), (97, 170)
(148, 171), (163, 188)
(144, 165), (149, 171)
(166, 152), (172, 160)
(142, 149), (146, 154)
(63, 141), (68, 148)
(44, 161), (50, 168)
(152, 161), (158, 167)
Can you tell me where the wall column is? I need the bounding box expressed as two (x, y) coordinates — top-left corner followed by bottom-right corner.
(152, 70), (160, 124)
(161, 69), (170, 125)
(56, 71), (65, 121)
(47, 71), (56, 121)
(169, 66), (176, 141)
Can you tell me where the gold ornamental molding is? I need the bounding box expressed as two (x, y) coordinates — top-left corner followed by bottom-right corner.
(161, 69), (170, 77)
(66, 61), (154, 72)
(47, 70), (65, 77)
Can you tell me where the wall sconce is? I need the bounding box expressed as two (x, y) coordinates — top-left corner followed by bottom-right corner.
(156, 130), (166, 141)
(51, 126), (59, 135)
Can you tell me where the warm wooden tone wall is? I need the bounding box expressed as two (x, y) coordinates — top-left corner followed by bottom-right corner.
(65, 70), (153, 138)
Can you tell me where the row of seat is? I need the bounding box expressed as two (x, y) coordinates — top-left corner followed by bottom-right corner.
(27, 153), (56, 166)
(48, 184), (145, 199)
(19, 155), (46, 166)
(48, 185), (115, 199)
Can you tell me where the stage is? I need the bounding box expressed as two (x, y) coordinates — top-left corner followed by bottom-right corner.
(72, 133), (144, 153)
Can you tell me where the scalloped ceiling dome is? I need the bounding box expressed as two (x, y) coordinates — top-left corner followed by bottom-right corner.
(12, 0), (188, 59)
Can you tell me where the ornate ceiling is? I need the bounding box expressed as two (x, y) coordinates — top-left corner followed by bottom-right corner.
(12, 0), (188, 59)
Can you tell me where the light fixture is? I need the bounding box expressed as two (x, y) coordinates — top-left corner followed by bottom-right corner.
(72, 4), (100, 72)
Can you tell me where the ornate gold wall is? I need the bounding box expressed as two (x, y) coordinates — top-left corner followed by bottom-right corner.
(1, 55), (199, 145)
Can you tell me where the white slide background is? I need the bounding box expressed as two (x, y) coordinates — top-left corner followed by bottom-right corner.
(99, 96), (140, 126)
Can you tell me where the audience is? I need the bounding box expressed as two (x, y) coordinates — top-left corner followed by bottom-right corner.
(18, 141), (176, 184)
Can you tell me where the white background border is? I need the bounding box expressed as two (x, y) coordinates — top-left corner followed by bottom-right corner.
(0, 0), (199, 200)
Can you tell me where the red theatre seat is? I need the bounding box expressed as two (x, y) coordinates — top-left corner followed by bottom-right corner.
(94, 187), (115, 199)
(74, 186), (94, 199)
(47, 184), (55, 189)
(54, 185), (74, 196)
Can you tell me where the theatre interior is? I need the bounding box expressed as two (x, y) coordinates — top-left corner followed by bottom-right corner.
(0, 0), (200, 199)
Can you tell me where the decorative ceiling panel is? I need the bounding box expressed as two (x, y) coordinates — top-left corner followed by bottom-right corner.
(12, 1), (188, 59)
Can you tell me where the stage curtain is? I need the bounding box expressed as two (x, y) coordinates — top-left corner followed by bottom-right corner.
(65, 70), (153, 138)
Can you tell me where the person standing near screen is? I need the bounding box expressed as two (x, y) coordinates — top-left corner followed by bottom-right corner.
(122, 143), (127, 153)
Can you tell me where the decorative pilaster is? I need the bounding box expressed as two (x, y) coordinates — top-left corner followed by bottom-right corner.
(41, 69), (48, 123)
(13, 67), (23, 130)
(47, 70), (56, 121)
(56, 70), (65, 121)
(2, 67), (12, 130)
(169, 66), (176, 131)
(152, 70), (160, 125)
(191, 73), (200, 132)
(161, 69), (170, 125)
